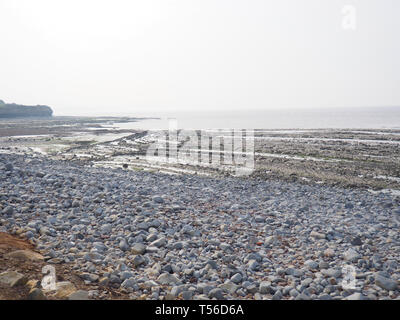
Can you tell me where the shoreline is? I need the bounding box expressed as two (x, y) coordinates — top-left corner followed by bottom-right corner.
(1, 116), (399, 191)
(0, 116), (399, 300)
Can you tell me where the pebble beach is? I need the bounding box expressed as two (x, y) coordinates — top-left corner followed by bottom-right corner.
(1, 151), (399, 300)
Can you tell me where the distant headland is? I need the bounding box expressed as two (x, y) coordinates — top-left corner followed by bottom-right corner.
(0, 99), (53, 118)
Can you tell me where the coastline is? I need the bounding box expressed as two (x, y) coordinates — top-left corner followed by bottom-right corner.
(0, 117), (399, 300)
(0, 116), (399, 191)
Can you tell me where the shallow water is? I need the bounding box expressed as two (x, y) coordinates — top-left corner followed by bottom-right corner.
(110, 107), (400, 130)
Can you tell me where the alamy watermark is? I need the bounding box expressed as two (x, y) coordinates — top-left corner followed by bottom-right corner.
(342, 5), (357, 30)
(341, 264), (357, 290)
(41, 265), (57, 291)
(145, 120), (255, 177)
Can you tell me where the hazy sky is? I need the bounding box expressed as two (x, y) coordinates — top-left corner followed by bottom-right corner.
(0, 0), (399, 116)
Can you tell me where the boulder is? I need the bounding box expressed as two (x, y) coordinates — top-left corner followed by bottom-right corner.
(5, 250), (44, 261)
(0, 271), (28, 287)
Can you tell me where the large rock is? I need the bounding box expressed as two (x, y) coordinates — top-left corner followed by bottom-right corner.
(51, 281), (77, 299)
(259, 281), (273, 294)
(68, 290), (89, 300)
(131, 243), (146, 255)
(344, 292), (366, 300)
(157, 273), (180, 285)
(150, 237), (167, 248)
(375, 275), (398, 291)
(230, 273), (243, 284)
(28, 288), (47, 300)
(0, 271), (28, 287)
(132, 255), (146, 267)
(80, 273), (99, 283)
(5, 250), (44, 261)
(321, 268), (342, 278)
(344, 248), (360, 262)
(1, 206), (14, 215)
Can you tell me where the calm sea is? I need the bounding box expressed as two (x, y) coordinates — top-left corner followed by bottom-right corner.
(114, 106), (400, 130)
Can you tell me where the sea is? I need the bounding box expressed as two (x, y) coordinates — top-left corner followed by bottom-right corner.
(109, 106), (400, 130)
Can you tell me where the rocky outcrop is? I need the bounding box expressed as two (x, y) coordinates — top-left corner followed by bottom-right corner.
(0, 100), (53, 118)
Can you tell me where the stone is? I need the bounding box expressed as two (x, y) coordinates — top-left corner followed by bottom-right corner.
(5, 250), (44, 261)
(121, 279), (136, 289)
(146, 233), (158, 242)
(68, 290), (89, 300)
(28, 288), (47, 300)
(321, 268), (342, 278)
(53, 281), (77, 299)
(131, 243), (146, 255)
(289, 288), (300, 297)
(344, 248), (361, 262)
(344, 292), (366, 300)
(100, 224), (112, 235)
(182, 291), (193, 300)
(301, 278), (313, 287)
(173, 242), (184, 250)
(246, 284), (258, 294)
(248, 260), (259, 271)
(120, 271), (134, 281)
(119, 240), (129, 251)
(231, 273), (243, 284)
(150, 237), (167, 248)
(99, 277), (110, 286)
(255, 216), (265, 223)
(80, 273), (99, 283)
(0, 271), (28, 287)
(152, 196), (164, 204)
(265, 236), (275, 245)
(2, 206), (14, 215)
(220, 281), (239, 294)
(132, 255), (146, 267)
(304, 260), (319, 270)
(375, 275), (398, 291)
(71, 200), (80, 208)
(259, 281), (272, 294)
(170, 286), (183, 297)
(206, 260), (218, 269)
(26, 279), (40, 290)
(272, 290), (282, 300)
(157, 273), (180, 285)
(285, 268), (304, 277)
(310, 231), (326, 240)
(324, 248), (335, 257)
(208, 288), (224, 299)
(350, 237), (363, 246)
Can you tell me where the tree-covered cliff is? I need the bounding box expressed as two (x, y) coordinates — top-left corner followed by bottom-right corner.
(0, 100), (53, 118)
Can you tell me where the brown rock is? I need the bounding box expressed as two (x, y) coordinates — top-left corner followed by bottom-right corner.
(5, 250), (44, 261)
(26, 279), (40, 290)
(0, 271), (28, 287)
(28, 288), (47, 300)
(68, 290), (89, 300)
(51, 281), (77, 299)
(98, 277), (109, 286)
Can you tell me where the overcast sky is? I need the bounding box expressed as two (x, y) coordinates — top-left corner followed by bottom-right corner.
(0, 0), (399, 116)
